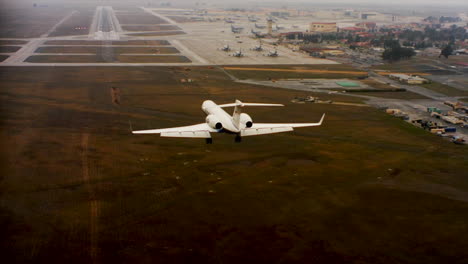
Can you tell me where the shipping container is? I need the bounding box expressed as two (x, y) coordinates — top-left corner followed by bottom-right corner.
(445, 127), (457, 133)
(430, 128), (445, 133)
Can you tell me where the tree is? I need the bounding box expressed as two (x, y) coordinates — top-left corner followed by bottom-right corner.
(439, 45), (453, 58)
(382, 43), (416, 62)
(384, 39), (400, 49)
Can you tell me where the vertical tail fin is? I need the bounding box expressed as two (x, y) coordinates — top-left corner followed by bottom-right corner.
(232, 99), (243, 128)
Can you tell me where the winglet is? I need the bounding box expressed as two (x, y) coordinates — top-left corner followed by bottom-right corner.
(129, 120), (134, 133)
(318, 113), (325, 125)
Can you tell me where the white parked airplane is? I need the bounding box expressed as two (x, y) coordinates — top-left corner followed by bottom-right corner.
(132, 100), (325, 143)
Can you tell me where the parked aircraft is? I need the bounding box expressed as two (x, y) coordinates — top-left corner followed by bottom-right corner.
(255, 23), (266, 29)
(231, 24), (244, 33)
(132, 100), (325, 143)
(220, 44), (231, 52)
(232, 49), (244, 57)
(251, 29), (266, 38)
(248, 16), (258, 22)
(265, 49), (279, 57)
(251, 42), (263, 51)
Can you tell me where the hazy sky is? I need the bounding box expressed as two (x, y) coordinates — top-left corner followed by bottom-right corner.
(2, 0), (468, 8)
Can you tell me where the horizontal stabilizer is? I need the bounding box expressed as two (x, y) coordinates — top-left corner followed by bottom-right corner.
(241, 113), (325, 136)
(219, 99), (283, 108)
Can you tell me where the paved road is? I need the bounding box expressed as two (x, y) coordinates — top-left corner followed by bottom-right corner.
(2, 39), (43, 64)
(369, 71), (449, 100)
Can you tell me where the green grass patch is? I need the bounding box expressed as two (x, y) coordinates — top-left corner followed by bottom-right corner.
(421, 82), (468, 97)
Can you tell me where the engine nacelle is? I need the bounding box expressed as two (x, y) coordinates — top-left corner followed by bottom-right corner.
(206, 115), (223, 129)
(240, 113), (253, 128)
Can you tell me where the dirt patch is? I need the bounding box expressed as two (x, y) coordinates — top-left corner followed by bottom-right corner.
(110, 87), (121, 105)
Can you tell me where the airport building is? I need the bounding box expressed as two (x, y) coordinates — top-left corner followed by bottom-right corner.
(309, 22), (337, 33)
(389, 74), (428, 84)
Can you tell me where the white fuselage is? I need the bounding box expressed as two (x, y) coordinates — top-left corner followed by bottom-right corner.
(202, 100), (240, 133)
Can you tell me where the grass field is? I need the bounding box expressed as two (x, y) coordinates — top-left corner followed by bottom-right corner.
(25, 55), (106, 63)
(373, 55), (468, 75)
(48, 9), (94, 37)
(0, 7), (69, 38)
(0, 39), (28, 45)
(35, 46), (180, 55)
(116, 13), (169, 24)
(351, 91), (429, 99)
(125, 31), (186, 37)
(43, 40), (171, 46)
(25, 54), (191, 63)
(421, 82), (468, 97)
(116, 55), (190, 63)
(354, 79), (429, 99)
(1, 66), (467, 263)
(0, 46), (21, 53)
(225, 65), (367, 80)
(121, 25), (181, 31)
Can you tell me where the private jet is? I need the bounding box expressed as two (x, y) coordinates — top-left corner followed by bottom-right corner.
(132, 100), (325, 143)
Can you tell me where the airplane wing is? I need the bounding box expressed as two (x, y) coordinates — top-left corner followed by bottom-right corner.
(241, 114), (325, 137)
(132, 123), (218, 138)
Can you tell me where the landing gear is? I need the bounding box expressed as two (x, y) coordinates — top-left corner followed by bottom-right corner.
(234, 135), (242, 143)
(206, 138), (213, 144)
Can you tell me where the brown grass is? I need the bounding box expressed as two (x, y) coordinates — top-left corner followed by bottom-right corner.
(121, 25), (180, 31)
(43, 40), (171, 46)
(116, 13), (169, 24)
(0, 46), (21, 53)
(1, 66), (467, 263)
(124, 31), (185, 37)
(115, 55), (190, 63)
